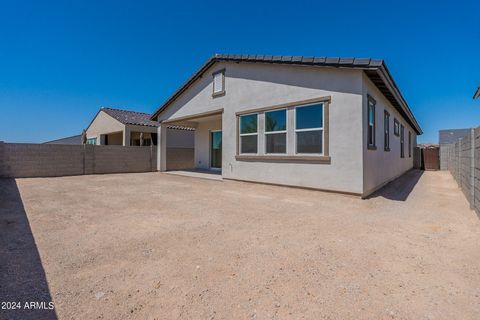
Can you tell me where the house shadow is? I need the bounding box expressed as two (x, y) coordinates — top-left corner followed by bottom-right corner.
(367, 169), (424, 201)
(0, 179), (57, 320)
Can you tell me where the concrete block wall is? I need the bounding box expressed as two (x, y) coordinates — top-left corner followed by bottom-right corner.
(439, 145), (449, 170)
(443, 128), (480, 214)
(459, 134), (472, 201)
(166, 147), (194, 170)
(93, 145), (156, 174)
(0, 143), (85, 178)
(0, 143), (159, 178)
(474, 128), (480, 213)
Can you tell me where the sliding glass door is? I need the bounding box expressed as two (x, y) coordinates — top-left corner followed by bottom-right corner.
(210, 131), (222, 169)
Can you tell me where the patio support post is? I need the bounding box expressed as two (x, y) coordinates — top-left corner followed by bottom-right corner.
(157, 123), (167, 171)
(123, 127), (131, 146)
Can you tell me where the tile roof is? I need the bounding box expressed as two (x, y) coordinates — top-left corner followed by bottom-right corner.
(151, 54), (422, 135)
(102, 107), (159, 127)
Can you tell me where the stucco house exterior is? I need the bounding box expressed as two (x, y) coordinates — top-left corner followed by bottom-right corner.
(86, 107), (194, 148)
(151, 54), (422, 197)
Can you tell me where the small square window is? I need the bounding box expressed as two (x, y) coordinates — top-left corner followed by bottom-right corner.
(297, 130), (322, 153)
(240, 114), (257, 134)
(265, 109), (287, 132)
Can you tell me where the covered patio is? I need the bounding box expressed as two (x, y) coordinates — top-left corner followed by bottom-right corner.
(158, 110), (223, 173)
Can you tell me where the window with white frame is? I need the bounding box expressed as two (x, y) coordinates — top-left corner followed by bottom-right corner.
(295, 103), (323, 154)
(408, 131), (412, 157)
(212, 70), (225, 96)
(400, 124), (405, 158)
(239, 113), (258, 153)
(367, 96), (376, 149)
(394, 118), (400, 136)
(265, 109), (287, 154)
(86, 137), (97, 145)
(384, 110), (390, 151)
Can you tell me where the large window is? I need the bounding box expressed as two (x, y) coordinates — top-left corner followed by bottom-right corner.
(239, 113), (258, 153)
(367, 96), (376, 149)
(265, 109), (287, 154)
(400, 124), (405, 158)
(384, 110), (390, 151)
(408, 131), (412, 157)
(295, 103), (323, 154)
(86, 137), (97, 145)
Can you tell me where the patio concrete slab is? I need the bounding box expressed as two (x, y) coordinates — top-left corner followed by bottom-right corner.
(165, 169), (223, 181)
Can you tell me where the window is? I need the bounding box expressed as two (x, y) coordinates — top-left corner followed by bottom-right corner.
(408, 131), (412, 157)
(239, 113), (258, 153)
(400, 124), (405, 158)
(295, 103), (323, 154)
(265, 109), (287, 154)
(367, 95), (376, 149)
(384, 111), (390, 151)
(86, 137), (97, 145)
(212, 69), (225, 96)
(394, 118), (400, 136)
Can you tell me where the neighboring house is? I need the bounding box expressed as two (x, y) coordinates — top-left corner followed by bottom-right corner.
(85, 107), (194, 148)
(474, 86), (480, 99)
(44, 134), (82, 145)
(151, 54), (422, 197)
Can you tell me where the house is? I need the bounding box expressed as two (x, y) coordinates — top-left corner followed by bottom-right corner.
(151, 54), (422, 197)
(86, 107), (194, 148)
(86, 107), (159, 146)
(44, 134), (82, 145)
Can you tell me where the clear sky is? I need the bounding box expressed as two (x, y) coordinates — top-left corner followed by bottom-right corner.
(1, 0), (479, 143)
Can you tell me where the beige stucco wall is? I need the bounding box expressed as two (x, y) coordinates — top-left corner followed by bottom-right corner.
(194, 119), (222, 169)
(158, 62), (365, 194)
(167, 129), (194, 148)
(361, 73), (417, 196)
(107, 132), (123, 145)
(86, 111), (124, 144)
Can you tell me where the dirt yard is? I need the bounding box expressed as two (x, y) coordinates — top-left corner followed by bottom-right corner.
(1, 170), (479, 319)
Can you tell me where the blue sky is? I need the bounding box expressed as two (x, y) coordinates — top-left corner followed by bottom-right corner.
(0, 0), (479, 143)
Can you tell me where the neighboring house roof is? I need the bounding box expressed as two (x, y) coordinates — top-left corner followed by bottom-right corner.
(167, 125), (196, 131)
(438, 128), (471, 144)
(150, 54), (423, 135)
(474, 86), (480, 99)
(101, 107), (159, 127)
(85, 107), (195, 132)
(43, 134), (82, 145)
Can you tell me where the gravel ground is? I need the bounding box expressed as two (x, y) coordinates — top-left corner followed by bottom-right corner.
(1, 170), (479, 320)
